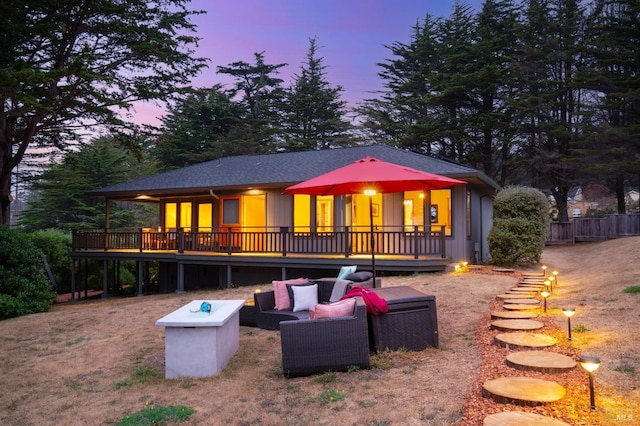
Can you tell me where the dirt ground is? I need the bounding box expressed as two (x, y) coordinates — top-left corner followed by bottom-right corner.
(0, 237), (638, 425)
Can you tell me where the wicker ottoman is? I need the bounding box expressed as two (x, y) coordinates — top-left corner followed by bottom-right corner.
(369, 286), (438, 351)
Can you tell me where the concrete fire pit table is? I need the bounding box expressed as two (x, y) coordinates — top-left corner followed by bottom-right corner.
(156, 299), (245, 378)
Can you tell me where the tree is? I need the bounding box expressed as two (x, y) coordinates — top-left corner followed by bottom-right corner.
(153, 86), (245, 170)
(19, 136), (158, 231)
(0, 0), (206, 225)
(578, 0), (640, 213)
(359, 14), (444, 152)
(281, 37), (354, 151)
(464, 0), (521, 185)
(216, 52), (287, 153)
(512, 0), (588, 221)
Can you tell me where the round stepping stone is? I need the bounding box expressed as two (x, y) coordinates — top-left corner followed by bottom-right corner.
(492, 268), (516, 273)
(494, 332), (556, 349)
(491, 311), (538, 320)
(506, 351), (577, 373)
(505, 298), (539, 305)
(503, 303), (539, 310)
(482, 377), (566, 405)
(497, 293), (532, 300)
(484, 411), (572, 426)
(491, 319), (544, 331)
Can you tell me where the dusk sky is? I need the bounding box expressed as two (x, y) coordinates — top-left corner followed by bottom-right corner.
(136, 0), (483, 125)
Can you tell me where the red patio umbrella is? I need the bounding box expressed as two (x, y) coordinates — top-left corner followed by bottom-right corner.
(283, 157), (465, 280)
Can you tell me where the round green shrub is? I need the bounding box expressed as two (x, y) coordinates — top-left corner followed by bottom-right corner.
(0, 227), (57, 320)
(488, 186), (550, 265)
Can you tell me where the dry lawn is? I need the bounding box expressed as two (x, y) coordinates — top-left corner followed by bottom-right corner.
(0, 237), (639, 425)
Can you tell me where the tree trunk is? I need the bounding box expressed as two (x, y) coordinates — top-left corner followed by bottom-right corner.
(615, 175), (626, 214)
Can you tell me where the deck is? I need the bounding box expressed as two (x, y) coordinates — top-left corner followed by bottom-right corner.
(70, 227), (452, 294)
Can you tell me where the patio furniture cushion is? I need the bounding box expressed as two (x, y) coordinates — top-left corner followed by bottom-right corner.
(344, 271), (373, 282)
(273, 278), (309, 310)
(290, 284), (318, 312)
(329, 279), (351, 302)
(309, 298), (356, 319)
(336, 265), (357, 280)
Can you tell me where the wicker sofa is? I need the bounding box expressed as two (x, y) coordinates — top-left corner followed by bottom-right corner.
(280, 298), (370, 378)
(253, 273), (377, 330)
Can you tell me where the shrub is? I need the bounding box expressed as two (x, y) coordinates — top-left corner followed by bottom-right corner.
(488, 186), (550, 265)
(0, 227), (57, 319)
(26, 229), (73, 293)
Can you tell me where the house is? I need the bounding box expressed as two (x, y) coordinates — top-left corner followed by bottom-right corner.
(71, 145), (500, 295)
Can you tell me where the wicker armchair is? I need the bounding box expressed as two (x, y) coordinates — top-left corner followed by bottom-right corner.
(279, 299), (370, 378)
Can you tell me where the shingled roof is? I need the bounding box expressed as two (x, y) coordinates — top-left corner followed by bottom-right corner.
(91, 144), (500, 198)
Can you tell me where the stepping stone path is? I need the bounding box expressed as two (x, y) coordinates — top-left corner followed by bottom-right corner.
(484, 411), (572, 425)
(483, 377), (566, 405)
(491, 319), (544, 331)
(482, 269), (571, 424)
(506, 351), (577, 373)
(494, 332), (557, 349)
(491, 310), (538, 320)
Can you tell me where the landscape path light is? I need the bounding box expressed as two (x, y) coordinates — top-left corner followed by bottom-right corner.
(579, 356), (601, 409)
(542, 265), (547, 276)
(540, 290), (550, 313)
(562, 307), (575, 340)
(544, 279), (552, 293)
(553, 270), (559, 285)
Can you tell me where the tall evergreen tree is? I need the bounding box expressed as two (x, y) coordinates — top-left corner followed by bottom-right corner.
(153, 86), (245, 170)
(579, 0), (640, 212)
(0, 0), (206, 225)
(465, 0), (521, 185)
(20, 137), (158, 231)
(217, 52), (287, 153)
(513, 0), (587, 221)
(281, 37), (353, 151)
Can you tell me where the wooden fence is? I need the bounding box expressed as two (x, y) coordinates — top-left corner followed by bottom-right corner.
(548, 214), (640, 245)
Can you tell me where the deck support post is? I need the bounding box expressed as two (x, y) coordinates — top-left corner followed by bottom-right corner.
(176, 262), (185, 294)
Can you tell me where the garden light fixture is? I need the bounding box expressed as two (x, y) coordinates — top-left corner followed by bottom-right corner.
(562, 307), (575, 341)
(542, 265), (547, 275)
(553, 270), (559, 285)
(579, 356), (601, 409)
(540, 290), (550, 312)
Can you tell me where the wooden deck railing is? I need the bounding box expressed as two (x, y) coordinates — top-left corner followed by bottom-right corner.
(71, 226), (446, 258)
(548, 214), (640, 244)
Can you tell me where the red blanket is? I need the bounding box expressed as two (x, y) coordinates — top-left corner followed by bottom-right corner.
(341, 286), (388, 316)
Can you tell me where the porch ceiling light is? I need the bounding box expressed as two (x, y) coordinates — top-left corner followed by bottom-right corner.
(364, 188), (376, 196)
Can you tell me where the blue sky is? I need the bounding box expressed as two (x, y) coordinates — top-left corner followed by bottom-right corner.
(136, 0), (483, 125)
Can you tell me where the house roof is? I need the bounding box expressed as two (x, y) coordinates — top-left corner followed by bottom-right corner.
(91, 144), (501, 199)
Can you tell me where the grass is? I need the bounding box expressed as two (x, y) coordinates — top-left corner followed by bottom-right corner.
(308, 388), (346, 405)
(116, 404), (195, 425)
(623, 285), (640, 293)
(572, 324), (590, 333)
(614, 365), (636, 375)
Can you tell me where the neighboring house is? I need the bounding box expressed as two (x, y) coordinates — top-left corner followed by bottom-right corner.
(71, 145), (500, 294)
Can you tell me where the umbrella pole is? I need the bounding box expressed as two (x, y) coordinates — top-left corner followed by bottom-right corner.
(369, 196), (376, 284)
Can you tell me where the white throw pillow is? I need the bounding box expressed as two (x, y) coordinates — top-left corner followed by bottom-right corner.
(291, 284), (318, 312)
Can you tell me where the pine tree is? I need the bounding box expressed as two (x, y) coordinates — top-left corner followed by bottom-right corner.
(281, 37), (353, 151)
